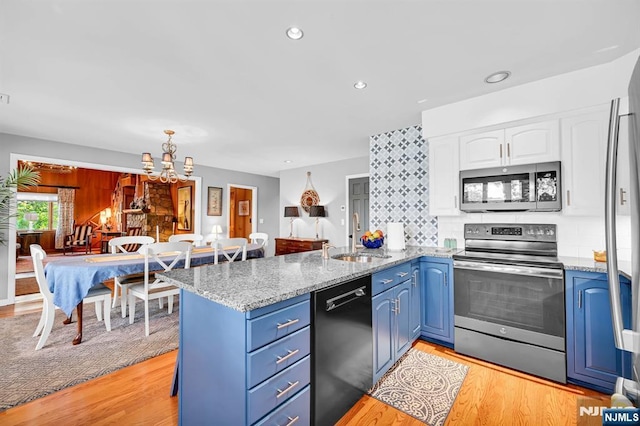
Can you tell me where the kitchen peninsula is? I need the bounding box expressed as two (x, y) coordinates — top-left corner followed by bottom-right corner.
(158, 246), (453, 425)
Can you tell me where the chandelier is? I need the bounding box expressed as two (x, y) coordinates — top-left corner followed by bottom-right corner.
(141, 130), (194, 183)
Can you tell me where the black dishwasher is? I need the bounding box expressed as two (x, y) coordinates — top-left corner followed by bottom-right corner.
(311, 275), (373, 426)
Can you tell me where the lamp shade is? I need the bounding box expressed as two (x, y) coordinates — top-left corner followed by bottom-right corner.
(105, 207), (112, 218)
(211, 225), (223, 234)
(309, 205), (325, 217)
(284, 206), (300, 217)
(24, 212), (39, 222)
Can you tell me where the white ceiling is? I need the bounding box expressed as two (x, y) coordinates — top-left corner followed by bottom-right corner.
(1, 0), (640, 177)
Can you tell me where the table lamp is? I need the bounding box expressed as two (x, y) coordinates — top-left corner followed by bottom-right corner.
(284, 206), (300, 237)
(211, 225), (223, 241)
(309, 205), (325, 239)
(24, 212), (39, 231)
(104, 208), (112, 230)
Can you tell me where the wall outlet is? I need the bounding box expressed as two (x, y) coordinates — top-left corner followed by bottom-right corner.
(0, 93), (9, 105)
(341, 219), (345, 226)
(259, 218), (264, 224)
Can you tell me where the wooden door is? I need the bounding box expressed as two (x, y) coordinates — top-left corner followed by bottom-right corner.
(229, 186), (252, 239)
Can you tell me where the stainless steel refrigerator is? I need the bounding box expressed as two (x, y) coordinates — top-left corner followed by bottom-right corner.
(606, 53), (640, 401)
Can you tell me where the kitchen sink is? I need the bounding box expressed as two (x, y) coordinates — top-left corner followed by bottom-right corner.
(331, 252), (391, 262)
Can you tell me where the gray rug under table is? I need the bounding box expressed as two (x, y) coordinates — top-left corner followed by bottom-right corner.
(0, 300), (179, 411)
(369, 348), (469, 426)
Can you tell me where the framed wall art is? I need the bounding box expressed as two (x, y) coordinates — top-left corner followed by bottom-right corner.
(177, 186), (192, 230)
(207, 187), (223, 216)
(238, 200), (250, 216)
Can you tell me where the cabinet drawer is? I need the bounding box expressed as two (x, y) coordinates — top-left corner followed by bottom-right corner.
(248, 356), (310, 424)
(372, 262), (412, 296)
(247, 327), (310, 388)
(247, 300), (311, 351)
(253, 384), (311, 426)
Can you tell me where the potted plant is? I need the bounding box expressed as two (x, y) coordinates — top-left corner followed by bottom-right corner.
(0, 166), (41, 245)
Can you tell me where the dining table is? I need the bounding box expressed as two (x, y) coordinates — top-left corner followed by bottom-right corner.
(44, 243), (265, 345)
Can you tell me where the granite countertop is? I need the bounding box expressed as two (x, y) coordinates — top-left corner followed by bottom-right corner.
(560, 256), (632, 280)
(157, 245), (458, 312)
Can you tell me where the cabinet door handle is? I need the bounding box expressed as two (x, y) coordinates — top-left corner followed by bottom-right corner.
(412, 271), (418, 287)
(499, 144), (503, 159)
(276, 381), (300, 399)
(276, 349), (299, 364)
(444, 273), (448, 286)
(397, 271), (409, 278)
(620, 188), (627, 205)
(276, 318), (299, 329)
(578, 290), (582, 309)
(507, 143), (511, 158)
(381, 279), (394, 285)
(566, 190), (571, 207)
(396, 298), (401, 315)
(284, 416), (300, 426)
(391, 299), (398, 314)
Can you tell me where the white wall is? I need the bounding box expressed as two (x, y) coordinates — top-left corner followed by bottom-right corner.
(279, 157), (369, 247)
(422, 50), (640, 261)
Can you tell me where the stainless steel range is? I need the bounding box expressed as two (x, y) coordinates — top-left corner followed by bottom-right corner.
(453, 223), (566, 383)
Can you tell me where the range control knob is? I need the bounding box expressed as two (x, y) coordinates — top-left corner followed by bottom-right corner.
(546, 229), (555, 236)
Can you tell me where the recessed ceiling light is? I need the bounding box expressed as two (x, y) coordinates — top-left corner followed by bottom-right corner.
(417, 98), (428, 104)
(354, 81), (367, 90)
(286, 27), (304, 40)
(284, 160), (293, 164)
(484, 71), (511, 84)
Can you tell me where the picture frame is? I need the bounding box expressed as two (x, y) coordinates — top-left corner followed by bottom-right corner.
(238, 200), (250, 216)
(207, 187), (223, 216)
(177, 186), (192, 230)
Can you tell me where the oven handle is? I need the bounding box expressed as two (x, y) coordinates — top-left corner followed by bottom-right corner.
(453, 260), (563, 280)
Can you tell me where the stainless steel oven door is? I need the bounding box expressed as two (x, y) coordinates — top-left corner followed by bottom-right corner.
(453, 260), (565, 351)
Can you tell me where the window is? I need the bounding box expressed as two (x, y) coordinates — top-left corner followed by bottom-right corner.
(16, 193), (59, 231)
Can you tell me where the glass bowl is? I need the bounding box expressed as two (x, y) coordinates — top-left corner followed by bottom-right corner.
(362, 238), (384, 249)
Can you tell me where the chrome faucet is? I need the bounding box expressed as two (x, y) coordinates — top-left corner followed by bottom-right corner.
(322, 242), (335, 259)
(351, 212), (360, 252)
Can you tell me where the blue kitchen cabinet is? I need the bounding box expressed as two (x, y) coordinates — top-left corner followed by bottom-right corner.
(420, 258), (454, 346)
(410, 260), (422, 339)
(566, 270), (632, 393)
(372, 262), (414, 383)
(179, 290), (311, 425)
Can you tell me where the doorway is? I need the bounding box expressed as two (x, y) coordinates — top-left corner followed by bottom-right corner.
(227, 184), (257, 239)
(5, 152), (202, 306)
(346, 174), (370, 247)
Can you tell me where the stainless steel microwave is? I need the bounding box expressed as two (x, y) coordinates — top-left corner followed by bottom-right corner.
(459, 161), (561, 212)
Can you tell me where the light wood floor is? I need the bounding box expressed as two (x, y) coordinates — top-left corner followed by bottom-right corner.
(0, 303), (608, 425)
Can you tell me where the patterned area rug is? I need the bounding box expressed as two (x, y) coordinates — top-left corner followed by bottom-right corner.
(0, 300), (179, 411)
(369, 348), (469, 426)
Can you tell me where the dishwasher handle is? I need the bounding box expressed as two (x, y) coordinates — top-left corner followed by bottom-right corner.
(326, 286), (367, 312)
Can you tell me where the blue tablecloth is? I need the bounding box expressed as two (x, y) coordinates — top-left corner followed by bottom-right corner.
(44, 244), (264, 316)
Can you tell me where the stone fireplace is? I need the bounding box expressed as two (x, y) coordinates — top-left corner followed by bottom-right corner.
(124, 182), (175, 242)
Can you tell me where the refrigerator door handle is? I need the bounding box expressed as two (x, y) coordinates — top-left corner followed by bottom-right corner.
(604, 97), (640, 354)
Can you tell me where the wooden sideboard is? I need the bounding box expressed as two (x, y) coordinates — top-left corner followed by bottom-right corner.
(275, 237), (328, 256)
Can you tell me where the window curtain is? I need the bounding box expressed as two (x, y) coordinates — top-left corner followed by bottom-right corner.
(55, 188), (75, 249)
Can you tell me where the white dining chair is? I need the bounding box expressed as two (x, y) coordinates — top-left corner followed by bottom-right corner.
(168, 233), (204, 247)
(128, 241), (192, 336)
(30, 244), (112, 350)
(214, 237), (248, 264)
(108, 235), (155, 317)
(248, 232), (268, 248)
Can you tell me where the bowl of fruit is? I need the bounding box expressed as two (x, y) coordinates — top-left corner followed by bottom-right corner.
(361, 230), (384, 249)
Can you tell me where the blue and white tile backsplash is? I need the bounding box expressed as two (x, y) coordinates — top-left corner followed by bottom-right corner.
(370, 125), (438, 247)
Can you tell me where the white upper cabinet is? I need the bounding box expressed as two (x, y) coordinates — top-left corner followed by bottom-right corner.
(616, 115), (631, 216)
(560, 107), (609, 216)
(428, 135), (460, 216)
(459, 120), (560, 170)
(459, 129), (504, 170)
(505, 120), (560, 165)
